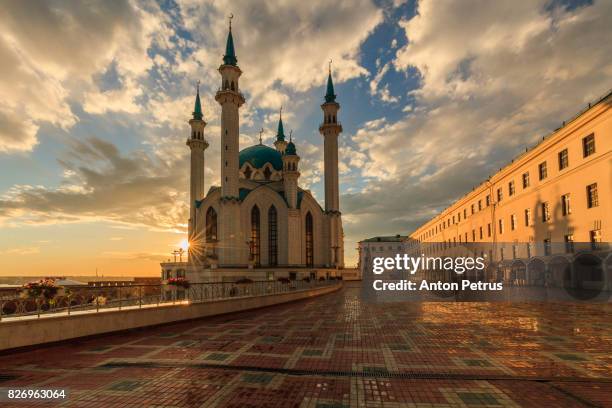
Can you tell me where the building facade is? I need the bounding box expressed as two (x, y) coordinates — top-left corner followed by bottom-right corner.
(408, 91), (612, 289)
(358, 235), (409, 281)
(161, 22), (344, 282)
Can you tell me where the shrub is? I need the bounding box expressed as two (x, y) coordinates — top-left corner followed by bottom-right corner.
(20, 279), (61, 300)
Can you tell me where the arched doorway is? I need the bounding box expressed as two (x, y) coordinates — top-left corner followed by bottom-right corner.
(527, 258), (546, 286)
(305, 212), (314, 267)
(268, 206), (278, 266)
(251, 206), (261, 266)
(205, 207), (217, 241)
(511, 260), (526, 285)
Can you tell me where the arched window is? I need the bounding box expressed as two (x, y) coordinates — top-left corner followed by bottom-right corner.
(305, 212), (314, 266)
(251, 206), (261, 266)
(231, 81), (235, 91)
(205, 207), (217, 241)
(263, 167), (272, 180)
(244, 166), (252, 179)
(268, 206), (278, 266)
(224, 80), (229, 90)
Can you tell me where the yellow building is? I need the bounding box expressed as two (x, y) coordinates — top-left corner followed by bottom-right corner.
(409, 90), (611, 289)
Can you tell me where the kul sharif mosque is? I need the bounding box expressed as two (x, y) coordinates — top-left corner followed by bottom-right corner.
(162, 19), (345, 281)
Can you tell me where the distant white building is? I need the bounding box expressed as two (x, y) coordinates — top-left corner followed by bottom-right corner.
(358, 235), (410, 280)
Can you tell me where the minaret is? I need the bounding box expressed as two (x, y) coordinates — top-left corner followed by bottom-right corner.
(319, 62), (344, 268)
(187, 82), (208, 262)
(215, 16), (245, 265)
(215, 16), (245, 198)
(283, 131), (302, 266)
(283, 132), (300, 208)
(274, 107), (288, 154)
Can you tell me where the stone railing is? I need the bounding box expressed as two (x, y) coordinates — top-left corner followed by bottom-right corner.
(0, 279), (340, 321)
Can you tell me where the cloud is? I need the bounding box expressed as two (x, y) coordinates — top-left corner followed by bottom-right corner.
(370, 62), (400, 103)
(178, 0), (383, 99)
(0, 137), (188, 232)
(0, 109), (39, 152)
(2, 247), (40, 256)
(0, 1), (162, 152)
(342, 0), (612, 249)
(99, 251), (168, 262)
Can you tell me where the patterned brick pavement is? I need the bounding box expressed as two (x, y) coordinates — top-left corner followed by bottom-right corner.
(0, 283), (610, 407)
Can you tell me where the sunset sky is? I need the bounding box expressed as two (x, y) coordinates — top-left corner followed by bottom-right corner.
(1, 0), (611, 277)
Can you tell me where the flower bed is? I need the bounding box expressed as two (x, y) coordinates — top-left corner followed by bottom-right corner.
(20, 278), (62, 300)
(167, 277), (190, 289)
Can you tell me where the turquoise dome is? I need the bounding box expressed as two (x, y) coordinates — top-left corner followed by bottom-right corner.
(239, 144), (283, 171)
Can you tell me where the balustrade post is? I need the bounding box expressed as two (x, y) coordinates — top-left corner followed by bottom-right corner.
(67, 295), (71, 316)
(0, 300), (3, 321)
(118, 287), (122, 310)
(37, 298), (41, 318)
(139, 286), (142, 308)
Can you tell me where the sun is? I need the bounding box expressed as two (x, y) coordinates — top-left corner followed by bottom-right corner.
(179, 238), (190, 251)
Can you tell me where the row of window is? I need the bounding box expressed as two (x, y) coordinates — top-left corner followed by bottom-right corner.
(417, 183), (599, 243)
(497, 231), (602, 259)
(363, 245), (404, 253)
(424, 228), (602, 257)
(418, 133), (598, 243)
(496, 134), (595, 202)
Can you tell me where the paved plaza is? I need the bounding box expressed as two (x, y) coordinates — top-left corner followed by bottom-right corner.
(0, 283), (610, 407)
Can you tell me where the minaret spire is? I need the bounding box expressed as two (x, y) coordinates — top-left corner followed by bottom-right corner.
(325, 59), (336, 103)
(276, 106), (285, 142)
(193, 80), (203, 120)
(223, 14), (237, 66)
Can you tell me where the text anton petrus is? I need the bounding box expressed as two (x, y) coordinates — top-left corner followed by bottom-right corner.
(372, 279), (503, 291)
(370, 254), (502, 292)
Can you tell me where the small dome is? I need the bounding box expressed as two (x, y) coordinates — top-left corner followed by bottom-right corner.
(239, 144), (283, 170)
(285, 141), (297, 156)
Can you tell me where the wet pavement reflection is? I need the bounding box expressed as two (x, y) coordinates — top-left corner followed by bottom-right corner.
(0, 283), (610, 407)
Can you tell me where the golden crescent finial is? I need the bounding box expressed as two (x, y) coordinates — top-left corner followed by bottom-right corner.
(228, 13), (234, 29)
(329, 59), (332, 74)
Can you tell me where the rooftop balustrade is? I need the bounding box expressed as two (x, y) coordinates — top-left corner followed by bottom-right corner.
(0, 278), (340, 322)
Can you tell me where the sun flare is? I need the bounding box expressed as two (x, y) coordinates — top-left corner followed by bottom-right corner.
(179, 238), (190, 251)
